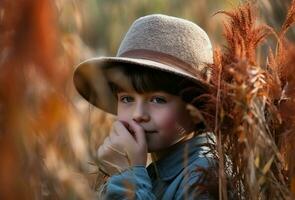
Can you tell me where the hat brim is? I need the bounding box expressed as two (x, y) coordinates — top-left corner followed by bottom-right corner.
(73, 56), (212, 115)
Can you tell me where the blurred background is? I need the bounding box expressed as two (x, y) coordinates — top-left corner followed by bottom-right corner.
(0, 0), (293, 199)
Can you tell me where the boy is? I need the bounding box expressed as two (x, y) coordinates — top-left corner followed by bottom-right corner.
(74, 14), (217, 199)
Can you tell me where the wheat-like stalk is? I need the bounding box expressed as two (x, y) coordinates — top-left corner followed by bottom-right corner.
(209, 1), (295, 199)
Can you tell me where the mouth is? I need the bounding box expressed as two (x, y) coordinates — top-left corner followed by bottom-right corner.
(144, 130), (158, 134)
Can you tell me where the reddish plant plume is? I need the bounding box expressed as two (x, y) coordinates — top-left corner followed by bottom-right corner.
(211, 1), (295, 199)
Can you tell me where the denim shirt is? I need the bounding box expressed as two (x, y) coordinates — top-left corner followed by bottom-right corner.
(101, 133), (216, 200)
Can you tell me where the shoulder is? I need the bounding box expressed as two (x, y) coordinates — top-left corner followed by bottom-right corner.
(184, 156), (216, 184)
(175, 156), (218, 199)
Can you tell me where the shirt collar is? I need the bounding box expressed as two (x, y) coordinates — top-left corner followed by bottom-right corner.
(147, 132), (215, 181)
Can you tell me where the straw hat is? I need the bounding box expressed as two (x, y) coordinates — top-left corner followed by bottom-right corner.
(73, 14), (213, 115)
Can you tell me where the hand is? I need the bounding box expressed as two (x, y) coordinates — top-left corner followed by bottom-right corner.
(97, 120), (147, 176)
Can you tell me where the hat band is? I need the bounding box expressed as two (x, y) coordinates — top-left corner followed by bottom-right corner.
(119, 49), (203, 80)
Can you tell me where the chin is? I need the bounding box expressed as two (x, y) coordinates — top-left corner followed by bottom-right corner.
(147, 145), (159, 153)
(147, 147), (155, 153)
(147, 144), (167, 153)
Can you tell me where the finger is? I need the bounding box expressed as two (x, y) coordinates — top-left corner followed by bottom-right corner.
(109, 132), (125, 152)
(106, 133), (125, 154)
(129, 120), (146, 146)
(121, 121), (136, 135)
(103, 136), (111, 146)
(120, 121), (130, 130)
(97, 145), (102, 158)
(113, 121), (134, 141)
(110, 123), (119, 136)
(97, 144), (106, 160)
(98, 140), (112, 160)
(106, 144), (126, 157)
(116, 120), (135, 135)
(109, 130), (117, 143)
(117, 120), (133, 135)
(109, 125), (121, 142)
(109, 124), (123, 147)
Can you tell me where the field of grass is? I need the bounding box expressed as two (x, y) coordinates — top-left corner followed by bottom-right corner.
(0, 0), (294, 199)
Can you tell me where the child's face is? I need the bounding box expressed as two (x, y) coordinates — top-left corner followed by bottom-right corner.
(117, 90), (195, 152)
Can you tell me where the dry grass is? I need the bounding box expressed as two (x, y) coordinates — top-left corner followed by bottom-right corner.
(0, 0), (295, 199)
(0, 0), (100, 199)
(214, 3), (272, 66)
(210, 1), (295, 199)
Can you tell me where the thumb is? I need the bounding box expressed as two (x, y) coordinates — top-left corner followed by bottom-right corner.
(129, 120), (146, 147)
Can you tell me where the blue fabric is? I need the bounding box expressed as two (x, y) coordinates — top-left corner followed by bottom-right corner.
(101, 133), (216, 200)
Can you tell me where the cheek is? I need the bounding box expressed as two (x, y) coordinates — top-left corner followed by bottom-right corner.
(117, 106), (130, 122)
(154, 109), (178, 131)
(153, 104), (193, 135)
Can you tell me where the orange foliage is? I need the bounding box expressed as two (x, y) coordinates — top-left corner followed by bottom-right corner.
(214, 2), (272, 66)
(0, 0), (295, 199)
(211, 1), (295, 199)
(0, 0), (72, 199)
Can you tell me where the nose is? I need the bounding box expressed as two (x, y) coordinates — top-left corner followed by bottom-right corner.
(132, 101), (150, 123)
